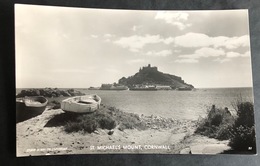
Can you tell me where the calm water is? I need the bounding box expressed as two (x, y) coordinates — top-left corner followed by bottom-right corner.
(16, 88), (253, 120)
(81, 88), (253, 120)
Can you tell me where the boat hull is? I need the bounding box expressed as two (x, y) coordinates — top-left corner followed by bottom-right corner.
(61, 95), (101, 113)
(16, 96), (48, 123)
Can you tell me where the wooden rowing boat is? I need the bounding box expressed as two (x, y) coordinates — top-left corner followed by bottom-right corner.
(61, 95), (101, 113)
(16, 96), (48, 122)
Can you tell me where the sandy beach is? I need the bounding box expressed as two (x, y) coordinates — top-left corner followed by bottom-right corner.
(16, 105), (230, 156)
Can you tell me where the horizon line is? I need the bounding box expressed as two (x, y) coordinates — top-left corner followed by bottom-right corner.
(16, 86), (253, 89)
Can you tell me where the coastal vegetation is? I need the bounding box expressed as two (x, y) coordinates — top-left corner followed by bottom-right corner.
(48, 104), (195, 135)
(228, 101), (256, 153)
(195, 98), (256, 153)
(195, 105), (235, 140)
(64, 106), (148, 133)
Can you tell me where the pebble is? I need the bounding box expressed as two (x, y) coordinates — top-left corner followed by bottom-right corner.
(108, 130), (114, 135)
(93, 130), (99, 134)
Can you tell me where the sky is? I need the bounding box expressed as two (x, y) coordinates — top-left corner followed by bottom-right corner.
(15, 4), (253, 88)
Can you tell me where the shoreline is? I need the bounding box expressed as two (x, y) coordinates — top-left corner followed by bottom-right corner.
(16, 104), (230, 156)
(16, 105), (197, 156)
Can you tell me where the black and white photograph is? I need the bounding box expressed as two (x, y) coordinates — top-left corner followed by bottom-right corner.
(15, 4), (256, 156)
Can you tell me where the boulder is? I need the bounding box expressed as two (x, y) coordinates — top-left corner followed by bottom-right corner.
(17, 88), (84, 98)
(60, 91), (71, 97)
(180, 147), (191, 154)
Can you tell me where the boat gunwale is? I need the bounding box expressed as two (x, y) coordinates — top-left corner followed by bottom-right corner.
(61, 94), (101, 113)
(16, 96), (48, 108)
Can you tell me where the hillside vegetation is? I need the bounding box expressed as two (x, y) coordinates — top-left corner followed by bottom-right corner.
(118, 64), (193, 89)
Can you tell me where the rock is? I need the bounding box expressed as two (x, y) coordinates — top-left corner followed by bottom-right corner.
(16, 88), (84, 98)
(93, 130), (100, 134)
(60, 91), (71, 97)
(108, 130), (114, 135)
(180, 147), (191, 154)
(35, 89), (40, 96)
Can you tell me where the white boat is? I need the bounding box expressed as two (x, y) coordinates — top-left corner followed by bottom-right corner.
(61, 95), (101, 113)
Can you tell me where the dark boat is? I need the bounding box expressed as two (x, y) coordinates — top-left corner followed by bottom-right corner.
(16, 96), (48, 122)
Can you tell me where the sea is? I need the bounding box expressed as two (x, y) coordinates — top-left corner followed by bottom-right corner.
(81, 87), (253, 120)
(16, 88), (254, 120)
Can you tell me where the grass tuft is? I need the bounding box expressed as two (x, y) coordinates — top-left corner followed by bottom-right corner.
(64, 106), (147, 133)
(195, 105), (235, 140)
(195, 99), (256, 154)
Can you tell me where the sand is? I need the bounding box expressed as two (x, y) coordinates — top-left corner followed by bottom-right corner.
(16, 107), (229, 156)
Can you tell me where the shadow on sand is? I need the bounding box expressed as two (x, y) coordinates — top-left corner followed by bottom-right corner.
(16, 113), (42, 123)
(44, 112), (81, 127)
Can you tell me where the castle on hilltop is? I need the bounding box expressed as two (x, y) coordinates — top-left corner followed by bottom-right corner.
(139, 64), (158, 72)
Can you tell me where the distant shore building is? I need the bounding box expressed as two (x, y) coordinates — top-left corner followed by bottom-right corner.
(176, 86), (193, 91)
(110, 85), (129, 90)
(100, 84), (128, 90)
(156, 85), (172, 90)
(100, 84), (113, 90)
(88, 87), (100, 90)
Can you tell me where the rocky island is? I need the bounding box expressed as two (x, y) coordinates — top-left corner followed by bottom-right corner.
(97, 64), (194, 91)
(118, 64), (194, 90)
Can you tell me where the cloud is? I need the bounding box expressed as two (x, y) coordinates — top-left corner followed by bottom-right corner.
(104, 34), (114, 38)
(114, 35), (162, 52)
(222, 36), (250, 49)
(127, 59), (146, 64)
(226, 51), (250, 58)
(175, 47), (225, 63)
(114, 35), (173, 52)
(164, 37), (174, 44)
(175, 33), (210, 47)
(179, 47), (225, 59)
(132, 25), (142, 32)
(145, 50), (172, 57)
(213, 58), (231, 63)
(90, 35), (98, 38)
(155, 11), (191, 30)
(174, 33), (250, 49)
(103, 34), (115, 42)
(213, 51), (251, 63)
(175, 59), (198, 63)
